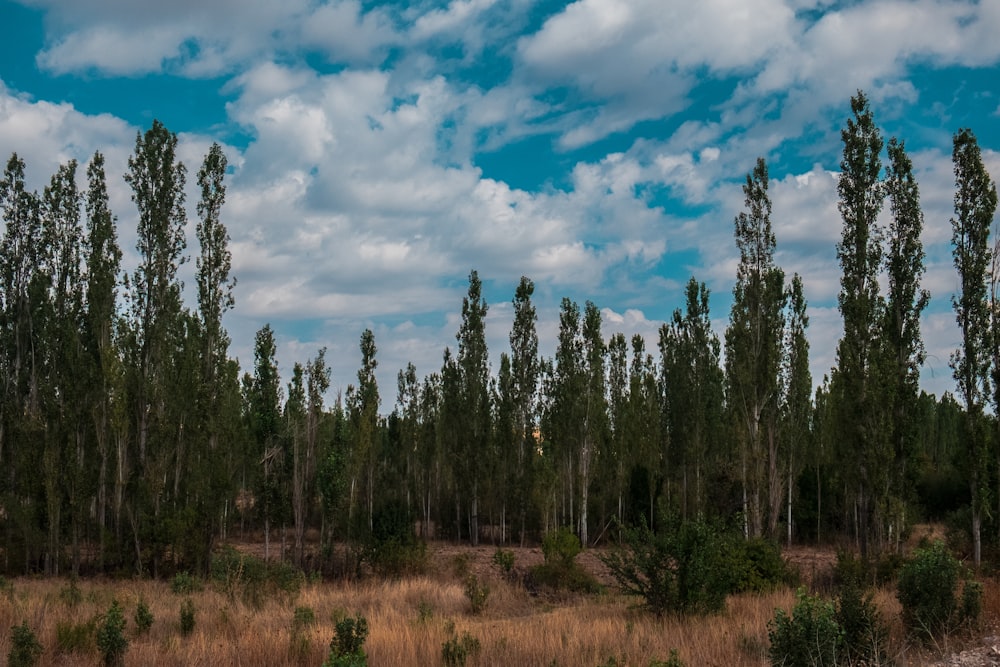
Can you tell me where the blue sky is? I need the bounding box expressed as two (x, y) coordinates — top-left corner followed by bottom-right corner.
(1, 0), (999, 404)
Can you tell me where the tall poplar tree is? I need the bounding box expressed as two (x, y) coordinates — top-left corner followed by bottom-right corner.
(509, 276), (539, 544)
(725, 157), (787, 539)
(833, 91), (885, 558)
(950, 128), (997, 567)
(456, 270), (489, 545)
(882, 137), (929, 547)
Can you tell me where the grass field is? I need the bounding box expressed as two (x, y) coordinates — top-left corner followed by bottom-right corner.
(0, 543), (996, 666)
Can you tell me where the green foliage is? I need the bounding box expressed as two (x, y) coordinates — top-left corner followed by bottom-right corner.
(210, 545), (304, 606)
(768, 589), (843, 667)
(601, 517), (740, 616)
(60, 576), (83, 607)
(836, 582), (889, 666)
(417, 599), (433, 623)
(8, 621), (43, 667)
(323, 613), (369, 667)
(96, 600), (128, 667)
(492, 548), (515, 574)
(179, 598), (196, 636)
(171, 570), (203, 594)
(134, 598), (154, 635)
(725, 537), (798, 594)
(649, 650), (686, 667)
(290, 606), (316, 659)
(56, 618), (97, 653)
(364, 499), (427, 576)
(542, 527), (581, 567)
(896, 540), (981, 642)
(441, 631), (481, 667)
(464, 574), (490, 615)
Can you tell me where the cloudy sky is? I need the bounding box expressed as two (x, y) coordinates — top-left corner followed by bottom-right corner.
(1, 0), (999, 405)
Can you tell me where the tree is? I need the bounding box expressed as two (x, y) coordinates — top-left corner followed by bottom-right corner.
(724, 157), (787, 539)
(782, 274), (811, 545)
(833, 91), (885, 558)
(950, 127), (997, 568)
(509, 276), (539, 544)
(247, 324), (283, 560)
(455, 270), (490, 545)
(82, 152), (123, 569)
(660, 278), (724, 520)
(348, 329), (380, 535)
(882, 137), (929, 549)
(578, 301), (607, 547)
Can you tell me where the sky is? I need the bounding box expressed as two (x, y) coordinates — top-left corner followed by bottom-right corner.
(1, 0), (999, 407)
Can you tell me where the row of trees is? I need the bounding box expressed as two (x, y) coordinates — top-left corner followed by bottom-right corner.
(0, 92), (994, 577)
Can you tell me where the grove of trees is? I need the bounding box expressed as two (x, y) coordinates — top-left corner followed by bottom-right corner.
(0, 92), (995, 577)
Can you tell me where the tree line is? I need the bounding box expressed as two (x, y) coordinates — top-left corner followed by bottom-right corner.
(0, 92), (994, 577)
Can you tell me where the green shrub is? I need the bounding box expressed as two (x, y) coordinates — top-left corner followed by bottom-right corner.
(896, 540), (981, 642)
(542, 527), (581, 567)
(180, 598), (196, 636)
(60, 575), (84, 607)
(768, 589), (843, 667)
(727, 538), (797, 593)
(290, 606), (316, 659)
(492, 548), (516, 574)
(134, 599), (154, 635)
(96, 600), (128, 667)
(8, 621), (43, 667)
(323, 613), (369, 667)
(364, 499), (426, 576)
(649, 649), (686, 667)
(56, 618), (96, 653)
(210, 545), (304, 607)
(601, 516), (734, 616)
(441, 631), (480, 667)
(464, 575), (490, 615)
(836, 581), (888, 666)
(170, 570), (202, 594)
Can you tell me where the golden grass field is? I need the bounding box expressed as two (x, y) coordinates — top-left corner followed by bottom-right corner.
(0, 543), (997, 666)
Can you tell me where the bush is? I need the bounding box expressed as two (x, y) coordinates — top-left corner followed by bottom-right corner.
(60, 576), (83, 607)
(170, 570), (202, 594)
(96, 600), (128, 667)
(464, 574), (490, 615)
(180, 598), (196, 636)
(8, 621), (43, 667)
(364, 499), (426, 576)
(56, 618), (96, 653)
(768, 589), (843, 667)
(210, 545), (304, 606)
(727, 538), (797, 593)
(836, 581), (888, 666)
(542, 527), (581, 567)
(897, 540), (981, 642)
(492, 548), (515, 575)
(601, 517), (734, 616)
(291, 606), (316, 659)
(134, 599), (154, 635)
(441, 631), (481, 667)
(323, 613), (368, 667)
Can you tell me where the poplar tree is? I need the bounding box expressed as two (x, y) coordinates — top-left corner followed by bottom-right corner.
(833, 91), (885, 558)
(509, 276), (539, 544)
(82, 152), (123, 568)
(456, 270), (489, 545)
(578, 301), (607, 547)
(247, 324), (283, 560)
(950, 128), (997, 567)
(882, 137), (929, 547)
(725, 157), (787, 539)
(781, 274), (811, 545)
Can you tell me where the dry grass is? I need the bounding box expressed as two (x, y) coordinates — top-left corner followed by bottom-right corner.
(0, 552), (998, 666)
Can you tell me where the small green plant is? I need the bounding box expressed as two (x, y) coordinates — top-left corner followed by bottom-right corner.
(542, 527), (581, 567)
(323, 613), (369, 667)
(417, 599), (434, 623)
(290, 606), (316, 659)
(134, 598), (154, 635)
(896, 540), (981, 642)
(464, 574), (490, 615)
(60, 575), (84, 607)
(836, 581), (888, 666)
(492, 548), (515, 574)
(171, 570), (202, 595)
(8, 621), (43, 667)
(649, 649), (686, 667)
(441, 631), (481, 667)
(180, 598), (196, 636)
(96, 600), (129, 667)
(56, 618), (97, 653)
(768, 589), (842, 667)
